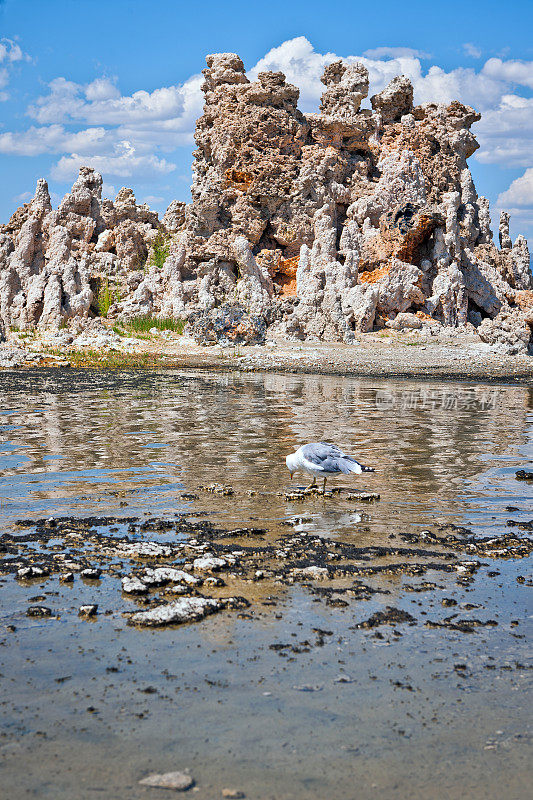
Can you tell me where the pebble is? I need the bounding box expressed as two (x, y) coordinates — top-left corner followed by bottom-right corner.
(129, 597), (223, 627)
(17, 565), (50, 579)
(222, 790), (245, 799)
(292, 566), (329, 580)
(335, 674), (355, 683)
(78, 604), (98, 617)
(119, 541), (172, 558)
(26, 606), (52, 617)
(121, 575), (149, 595)
(80, 568), (101, 579)
(142, 567), (200, 586)
(139, 771), (194, 791)
(193, 556), (227, 572)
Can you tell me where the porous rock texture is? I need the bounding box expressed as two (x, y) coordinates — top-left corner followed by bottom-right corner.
(1, 53), (532, 353)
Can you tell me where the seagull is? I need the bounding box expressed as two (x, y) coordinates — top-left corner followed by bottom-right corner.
(286, 442), (375, 493)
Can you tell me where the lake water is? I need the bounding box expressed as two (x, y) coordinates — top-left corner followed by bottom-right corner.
(0, 369), (532, 799)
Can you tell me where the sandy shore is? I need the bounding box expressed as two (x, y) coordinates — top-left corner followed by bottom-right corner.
(1, 327), (532, 382)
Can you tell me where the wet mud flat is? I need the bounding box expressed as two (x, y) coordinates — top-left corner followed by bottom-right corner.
(0, 369), (532, 798)
(1, 491), (532, 799)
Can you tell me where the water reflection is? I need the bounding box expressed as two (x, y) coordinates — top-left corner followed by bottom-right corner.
(0, 369), (532, 533)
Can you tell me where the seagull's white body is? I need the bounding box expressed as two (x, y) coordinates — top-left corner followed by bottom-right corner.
(286, 442), (374, 492)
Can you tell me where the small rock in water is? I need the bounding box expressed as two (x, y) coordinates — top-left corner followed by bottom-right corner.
(139, 770), (194, 790)
(198, 483), (234, 496)
(17, 565), (50, 580)
(291, 566), (329, 580)
(80, 568), (101, 579)
(515, 469), (533, 481)
(165, 584), (189, 595)
(345, 492), (380, 502)
(222, 790), (245, 799)
(78, 604), (98, 617)
(121, 575), (149, 595)
(204, 576), (225, 586)
(26, 605), (52, 617)
(60, 572), (74, 583)
(193, 556), (227, 573)
(120, 541), (172, 558)
(142, 567), (200, 586)
(129, 596), (249, 627)
(293, 684), (323, 692)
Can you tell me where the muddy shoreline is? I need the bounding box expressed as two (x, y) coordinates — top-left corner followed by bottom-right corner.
(1, 369), (531, 799)
(1, 330), (533, 383)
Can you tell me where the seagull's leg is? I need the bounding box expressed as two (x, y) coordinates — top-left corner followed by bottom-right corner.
(322, 477), (327, 494)
(305, 476), (316, 491)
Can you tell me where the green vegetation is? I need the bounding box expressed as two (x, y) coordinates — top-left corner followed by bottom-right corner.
(41, 347), (171, 369)
(150, 230), (172, 269)
(115, 315), (185, 335)
(97, 280), (121, 318)
(15, 329), (37, 340)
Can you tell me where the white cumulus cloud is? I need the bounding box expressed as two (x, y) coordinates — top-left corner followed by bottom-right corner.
(463, 43), (482, 59)
(0, 38), (26, 64)
(363, 46), (431, 60)
(476, 95), (533, 168)
(0, 37), (30, 100)
(28, 75), (197, 125)
(1, 34), (532, 239)
(497, 168), (533, 207)
(51, 141), (176, 181)
(481, 58), (533, 89)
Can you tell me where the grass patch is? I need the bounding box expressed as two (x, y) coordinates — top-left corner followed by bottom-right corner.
(98, 280), (121, 318)
(117, 316), (185, 335)
(150, 230), (171, 269)
(41, 347), (169, 369)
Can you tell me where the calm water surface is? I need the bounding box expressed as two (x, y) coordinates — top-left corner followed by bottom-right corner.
(0, 369), (532, 799)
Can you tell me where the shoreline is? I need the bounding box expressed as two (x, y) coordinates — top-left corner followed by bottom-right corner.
(1, 328), (533, 384)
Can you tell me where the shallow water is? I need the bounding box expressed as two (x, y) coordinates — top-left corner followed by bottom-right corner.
(0, 369), (532, 799)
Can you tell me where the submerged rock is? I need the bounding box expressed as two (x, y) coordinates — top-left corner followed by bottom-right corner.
(354, 606), (417, 628)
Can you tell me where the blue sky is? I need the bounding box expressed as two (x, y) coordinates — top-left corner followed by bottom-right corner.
(1, 0), (532, 243)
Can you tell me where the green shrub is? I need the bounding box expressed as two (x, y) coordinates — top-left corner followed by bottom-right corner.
(118, 316), (185, 334)
(98, 280), (121, 318)
(151, 230), (171, 269)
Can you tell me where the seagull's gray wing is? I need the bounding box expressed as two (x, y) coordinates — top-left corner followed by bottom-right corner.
(303, 442), (373, 474)
(301, 443), (348, 474)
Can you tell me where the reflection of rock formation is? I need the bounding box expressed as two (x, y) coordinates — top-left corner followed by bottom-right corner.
(1, 52), (532, 352)
(3, 372), (530, 508)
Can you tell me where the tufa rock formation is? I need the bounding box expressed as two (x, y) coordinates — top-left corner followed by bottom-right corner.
(1, 53), (532, 352)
